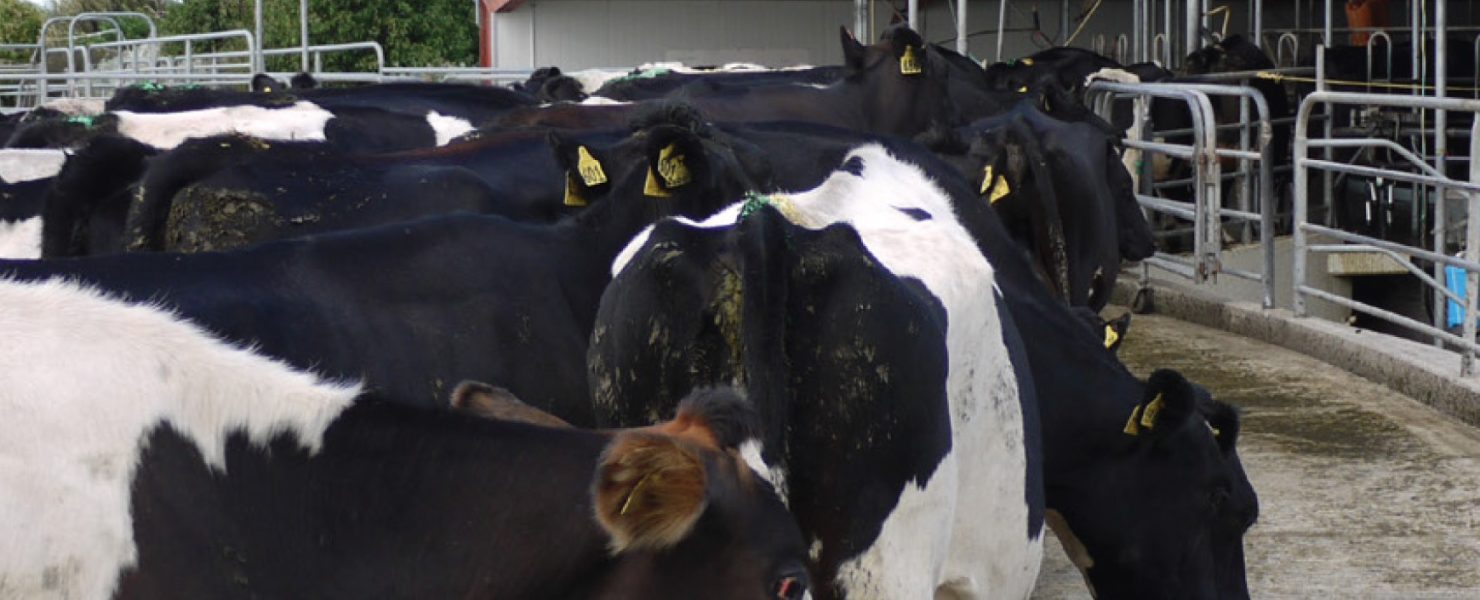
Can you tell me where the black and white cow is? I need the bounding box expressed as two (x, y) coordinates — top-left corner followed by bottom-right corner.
(940, 98), (1156, 310)
(909, 138), (1258, 598)
(0, 148), (69, 258)
(0, 277), (809, 599)
(591, 65), (845, 102)
(592, 145), (1044, 598)
(39, 136), (157, 258)
(9, 81), (537, 152)
(499, 26), (956, 140)
(0, 121), (756, 419)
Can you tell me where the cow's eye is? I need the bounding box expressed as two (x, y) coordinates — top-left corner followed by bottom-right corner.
(774, 571), (808, 600)
(1210, 487), (1230, 512)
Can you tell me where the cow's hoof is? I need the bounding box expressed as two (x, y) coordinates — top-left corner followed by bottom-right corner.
(1131, 287), (1155, 314)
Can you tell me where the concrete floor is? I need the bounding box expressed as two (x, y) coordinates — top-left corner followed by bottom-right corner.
(1032, 310), (1480, 599)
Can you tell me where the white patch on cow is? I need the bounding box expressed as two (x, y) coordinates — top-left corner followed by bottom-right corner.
(617, 146), (1040, 598)
(0, 217), (41, 259)
(577, 96), (630, 106)
(114, 101), (335, 149)
(0, 149), (67, 183)
(1084, 67), (1142, 88)
(611, 203), (744, 277)
(0, 278), (361, 600)
(1085, 68), (1146, 185)
(40, 98), (105, 116)
(737, 438), (789, 503)
(718, 62), (768, 72)
(426, 111), (474, 146)
(568, 68), (628, 95)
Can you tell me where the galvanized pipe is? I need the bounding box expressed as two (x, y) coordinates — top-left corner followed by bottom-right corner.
(1438, 0), (1453, 346)
(1185, 0), (1199, 56)
(254, 0), (264, 73)
(996, 0), (1007, 62)
(300, 0), (310, 72)
(909, 0), (919, 30)
(957, 0), (968, 57)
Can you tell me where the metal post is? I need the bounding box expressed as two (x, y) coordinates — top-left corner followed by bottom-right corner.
(996, 0), (1008, 62)
(908, 0), (919, 30)
(1294, 98), (1310, 317)
(300, 0), (310, 73)
(254, 0), (264, 73)
(1464, 118), (1480, 374)
(1253, 0), (1262, 48)
(1062, 0), (1070, 46)
(1165, 0), (1172, 65)
(1437, 0), (1451, 341)
(1323, 0), (1332, 48)
(855, 0), (869, 43)
(1133, 0), (1142, 61)
(956, 0), (968, 56)
(1185, 0), (1199, 57)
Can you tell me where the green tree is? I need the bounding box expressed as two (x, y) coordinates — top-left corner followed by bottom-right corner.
(160, 0), (477, 72)
(0, 0), (44, 62)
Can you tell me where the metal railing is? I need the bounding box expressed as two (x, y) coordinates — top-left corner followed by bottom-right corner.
(1088, 79), (1278, 309)
(1294, 90), (1480, 375)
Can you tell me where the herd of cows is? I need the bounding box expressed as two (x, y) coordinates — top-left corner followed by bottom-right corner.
(0, 24), (1264, 599)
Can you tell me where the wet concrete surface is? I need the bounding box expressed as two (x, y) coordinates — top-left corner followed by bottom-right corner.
(1032, 309), (1480, 599)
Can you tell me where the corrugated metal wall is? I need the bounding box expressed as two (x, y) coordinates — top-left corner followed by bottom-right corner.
(490, 1), (1280, 71)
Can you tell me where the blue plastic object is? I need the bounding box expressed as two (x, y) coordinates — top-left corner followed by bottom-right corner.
(1447, 265), (1467, 328)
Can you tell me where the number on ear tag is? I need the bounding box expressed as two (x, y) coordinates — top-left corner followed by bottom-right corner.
(900, 45), (923, 76)
(657, 143), (690, 188)
(577, 146), (607, 186)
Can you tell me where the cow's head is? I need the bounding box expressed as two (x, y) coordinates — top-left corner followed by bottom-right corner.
(1050, 369), (1256, 599)
(622, 113), (766, 220)
(840, 25), (955, 137)
(591, 387), (811, 600)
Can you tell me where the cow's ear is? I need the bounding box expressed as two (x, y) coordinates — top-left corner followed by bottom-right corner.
(593, 432), (708, 553)
(841, 26), (867, 72)
(656, 386), (759, 451)
(548, 132), (608, 206)
(1123, 369), (1197, 438)
(642, 126), (706, 198)
(449, 380), (572, 428)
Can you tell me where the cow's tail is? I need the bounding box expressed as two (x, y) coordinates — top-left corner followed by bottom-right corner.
(40, 135), (156, 257)
(1013, 123), (1072, 304)
(736, 206), (793, 472)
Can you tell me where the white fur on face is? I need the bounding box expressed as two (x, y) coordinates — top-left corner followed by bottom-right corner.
(0, 216), (41, 259)
(114, 101), (335, 149)
(426, 111), (474, 146)
(0, 278), (361, 599)
(0, 149), (67, 183)
(615, 146), (1040, 598)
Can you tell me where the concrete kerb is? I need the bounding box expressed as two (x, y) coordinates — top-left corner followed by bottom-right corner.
(1113, 274), (1480, 429)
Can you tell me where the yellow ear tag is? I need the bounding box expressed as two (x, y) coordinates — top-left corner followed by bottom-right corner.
(1103, 324), (1120, 349)
(980, 165), (996, 196)
(563, 173), (587, 207)
(1017, 86), (1029, 93)
(1140, 393), (1165, 429)
(1020, 57), (1035, 66)
(988, 176), (1011, 204)
(576, 146), (607, 186)
(644, 167), (671, 198)
(657, 142), (691, 188)
(899, 45), (923, 76)
(1123, 404), (1143, 436)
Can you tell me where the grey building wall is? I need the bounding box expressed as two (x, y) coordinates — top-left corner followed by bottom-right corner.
(487, 1), (1422, 71)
